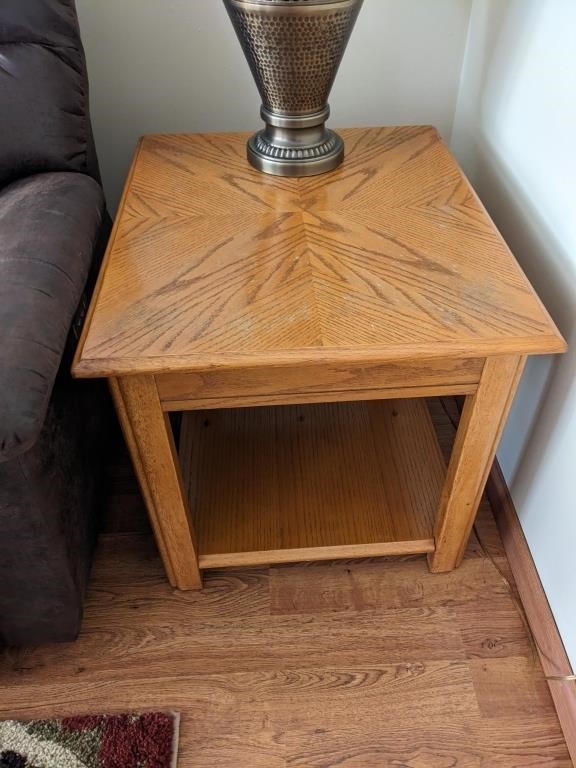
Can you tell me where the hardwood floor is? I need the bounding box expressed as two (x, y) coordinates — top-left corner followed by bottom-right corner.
(0, 401), (571, 767)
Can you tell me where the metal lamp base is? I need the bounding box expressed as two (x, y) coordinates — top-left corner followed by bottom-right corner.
(223, 0), (363, 178)
(247, 105), (344, 177)
(247, 129), (344, 177)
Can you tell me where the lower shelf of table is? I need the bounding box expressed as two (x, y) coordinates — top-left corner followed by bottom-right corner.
(179, 399), (446, 569)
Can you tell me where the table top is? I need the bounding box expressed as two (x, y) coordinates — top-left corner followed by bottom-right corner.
(73, 127), (565, 378)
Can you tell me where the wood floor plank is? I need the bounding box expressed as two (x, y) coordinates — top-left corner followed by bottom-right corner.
(470, 656), (558, 718)
(457, 599), (534, 660)
(1, 605), (466, 686)
(0, 662), (476, 720)
(271, 555), (512, 615)
(283, 716), (571, 768)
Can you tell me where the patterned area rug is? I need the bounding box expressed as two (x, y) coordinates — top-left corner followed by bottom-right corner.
(0, 712), (179, 768)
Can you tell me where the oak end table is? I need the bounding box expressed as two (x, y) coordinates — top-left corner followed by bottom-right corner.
(73, 127), (565, 590)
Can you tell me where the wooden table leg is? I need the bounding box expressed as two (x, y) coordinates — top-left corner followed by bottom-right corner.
(109, 375), (202, 589)
(429, 355), (526, 573)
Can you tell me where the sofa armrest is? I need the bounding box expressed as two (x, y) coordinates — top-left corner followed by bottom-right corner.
(0, 172), (105, 462)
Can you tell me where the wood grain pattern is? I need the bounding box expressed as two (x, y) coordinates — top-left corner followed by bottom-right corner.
(469, 656), (560, 718)
(72, 126), (565, 588)
(110, 375), (201, 589)
(0, 405), (570, 766)
(73, 127), (565, 378)
(430, 356), (526, 572)
(156, 357), (482, 409)
(179, 399), (444, 568)
(487, 460), (576, 766)
(161, 382), (476, 412)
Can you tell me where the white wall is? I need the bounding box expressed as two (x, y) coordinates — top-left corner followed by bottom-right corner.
(451, 0), (576, 667)
(76, 0), (473, 211)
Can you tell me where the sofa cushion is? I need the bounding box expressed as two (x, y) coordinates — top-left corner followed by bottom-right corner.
(0, 0), (101, 185)
(0, 172), (105, 461)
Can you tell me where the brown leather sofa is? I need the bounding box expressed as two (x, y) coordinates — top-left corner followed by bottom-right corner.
(0, 0), (111, 645)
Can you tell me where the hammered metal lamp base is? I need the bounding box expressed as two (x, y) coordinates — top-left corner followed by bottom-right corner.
(223, 0), (363, 178)
(247, 129), (344, 177)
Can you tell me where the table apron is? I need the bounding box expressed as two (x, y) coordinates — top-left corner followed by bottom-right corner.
(156, 357), (484, 411)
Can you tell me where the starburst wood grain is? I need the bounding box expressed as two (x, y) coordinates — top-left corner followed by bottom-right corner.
(73, 127), (564, 378)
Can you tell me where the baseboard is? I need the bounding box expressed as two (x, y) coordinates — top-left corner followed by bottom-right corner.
(486, 461), (576, 765)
